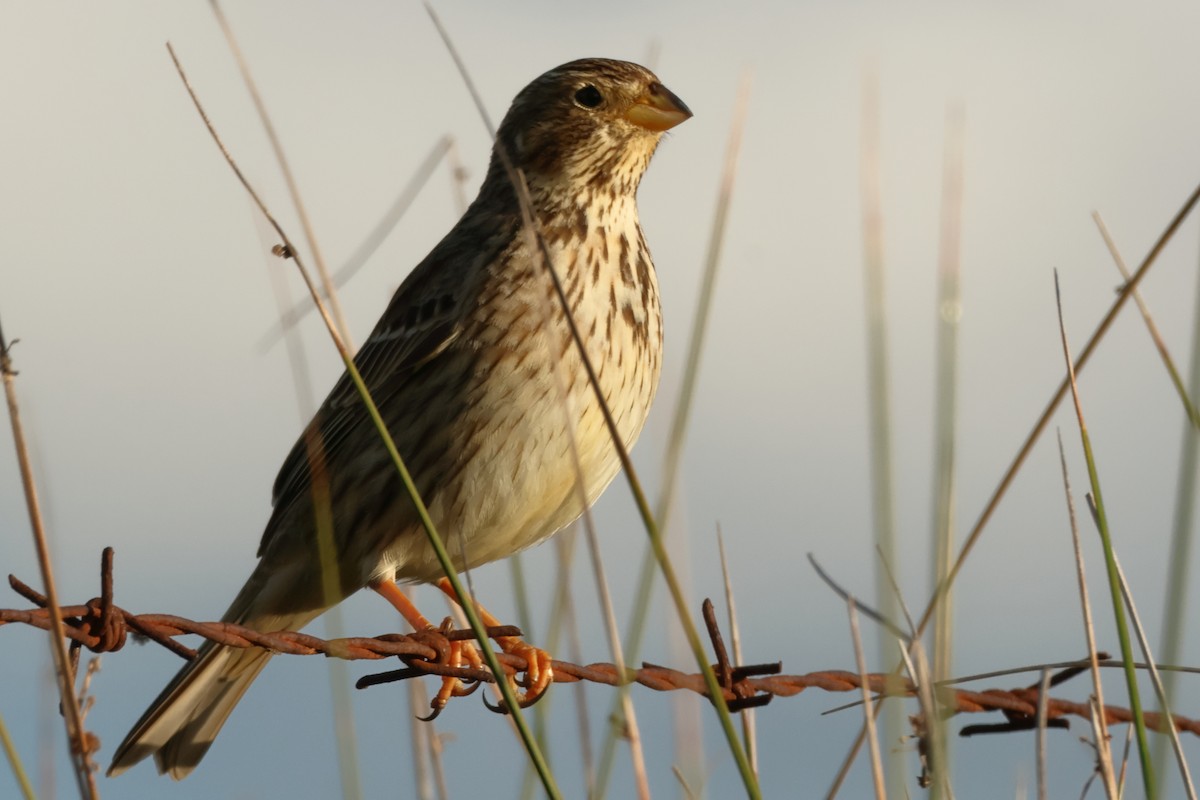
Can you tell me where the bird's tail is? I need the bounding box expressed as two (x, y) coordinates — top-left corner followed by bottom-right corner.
(107, 582), (323, 780)
(106, 640), (271, 779)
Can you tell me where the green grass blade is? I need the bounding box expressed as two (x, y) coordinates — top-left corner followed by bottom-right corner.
(1055, 271), (1154, 799)
(929, 102), (965, 798)
(1154, 233), (1200, 790)
(0, 710), (36, 800)
(859, 67), (904, 795)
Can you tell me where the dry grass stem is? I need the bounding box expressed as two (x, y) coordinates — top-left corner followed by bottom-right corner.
(672, 764), (699, 800)
(253, 187), (365, 800)
(0, 710), (35, 800)
(1155, 227), (1200, 789)
(910, 642), (954, 798)
(930, 107), (964, 793)
(1103, 537), (1197, 798)
(1036, 668), (1050, 800)
(848, 598), (887, 800)
(260, 136), (456, 350)
(719, 528), (758, 776)
(875, 545), (917, 639)
(1, 321), (97, 798)
(1117, 723), (1133, 795)
(227, 31), (368, 793)
(1055, 270), (1152, 795)
(556, 541), (598, 796)
(1056, 429), (1118, 798)
(406, 676), (442, 800)
(1092, 210), (1200, 427)
(917, 180), (1200, 639)
(858, 67), (903, 789)
(209, 0), (353, 348)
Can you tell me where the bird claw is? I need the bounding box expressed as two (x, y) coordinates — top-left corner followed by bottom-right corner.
(427, 578), (556, 712)
(503, 639), (555, 707)
(385, 581), (557, 717)
(422, 625), (488, 715)
(475, 639), (554, 714)
(397, 622), (478, 719)
(425, 632), (554, 716)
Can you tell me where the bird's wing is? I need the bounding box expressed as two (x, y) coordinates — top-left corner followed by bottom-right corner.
(258, 222), (512, 557)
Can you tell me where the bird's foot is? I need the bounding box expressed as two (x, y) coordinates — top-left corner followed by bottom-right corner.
(371, 577), (556, 715)
(418, 618), (485, 720)
(491, 634), (554, 710)
(433, 578), (555, 711)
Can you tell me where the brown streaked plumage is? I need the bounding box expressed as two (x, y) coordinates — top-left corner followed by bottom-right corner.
(108, 58), (690, 779)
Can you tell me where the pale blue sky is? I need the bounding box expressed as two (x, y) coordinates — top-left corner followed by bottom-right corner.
(4, 2), (1200, 797)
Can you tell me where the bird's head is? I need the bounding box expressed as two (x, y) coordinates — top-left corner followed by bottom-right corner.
(490, 58), (692, 201)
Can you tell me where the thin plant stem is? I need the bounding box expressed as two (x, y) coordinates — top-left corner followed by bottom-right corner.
(1056, 429), (1118, 799)
(256, 207), (366, 800)
(1092, 211), (1200, 427)
(556, 553), (600, 800)
(1, 320), (97, 800)
(1156, 227), (1200, 786)
(521, 532), (600, 800)
(719, 528), (758, 775)
(1104, 541), (1197, 800)
(874, 545), (917, 639)
(930, 100), (965, 798)
(1091, 214), (1199, 797)
(829, 179), (1200, 798)
(673, 766), (699, 800)
(0, 710), (35, 800)
(917, 179), (1200, 639)
(166, 41), (561, 799)
(209, 0), (353, 348)
(260, 136), (455, 350)
(1117, 723), (1134, 794)
(1036, 668), (1050, 800)
(859, 66), (904, 797)
(1055, 271), (1153, 797)
(577, 511), (651, 800)
(406, 674), (435, 800)
(908, 641), (953, 799)
(508, 554), (536, 668)
(230, 35), (367, 797)
(848, 598), (887, 800)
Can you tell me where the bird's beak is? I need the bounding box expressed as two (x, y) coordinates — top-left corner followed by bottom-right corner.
(626, 82), (693, 132)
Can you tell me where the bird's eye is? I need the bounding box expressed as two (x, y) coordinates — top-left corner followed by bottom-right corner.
(574, 85), (603, 109)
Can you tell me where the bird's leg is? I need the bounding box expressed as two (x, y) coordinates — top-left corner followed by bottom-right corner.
(369, 578), (480, 713)
(433, 577), (555, 708)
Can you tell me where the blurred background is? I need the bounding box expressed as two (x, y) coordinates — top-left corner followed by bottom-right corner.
(4, 2), (1200, 797)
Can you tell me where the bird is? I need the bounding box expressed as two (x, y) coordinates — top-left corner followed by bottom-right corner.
(108, 57), (691, 779)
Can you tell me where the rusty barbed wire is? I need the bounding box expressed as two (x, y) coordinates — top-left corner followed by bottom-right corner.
(5, 548), (1199, 740)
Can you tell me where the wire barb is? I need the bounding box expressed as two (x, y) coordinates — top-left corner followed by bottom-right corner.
(702, 598), (779, 712)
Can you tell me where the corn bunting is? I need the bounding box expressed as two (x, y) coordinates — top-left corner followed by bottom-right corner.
(109, 57), (691, 779)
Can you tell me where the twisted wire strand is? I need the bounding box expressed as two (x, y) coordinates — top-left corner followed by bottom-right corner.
(5, 550), (1198, 739)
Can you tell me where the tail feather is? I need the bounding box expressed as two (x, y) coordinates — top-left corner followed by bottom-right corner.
(107, 595), (321, 778)
(107, 641), (274, 779)
(108, 548), (351, 777)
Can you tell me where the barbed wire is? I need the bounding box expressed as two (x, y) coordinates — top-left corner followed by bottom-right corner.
(5, 548), (1199, 742)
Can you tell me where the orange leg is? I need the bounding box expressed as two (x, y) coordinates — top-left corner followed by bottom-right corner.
(370, 578), (481, 714)
(433, 578), (555, 708)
